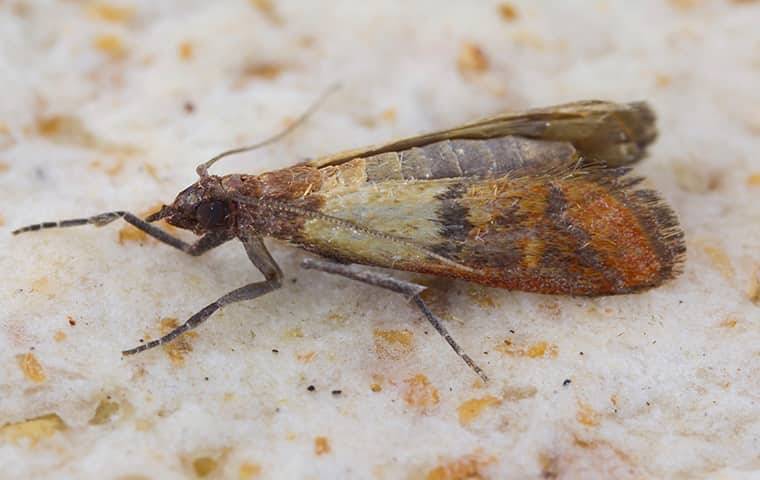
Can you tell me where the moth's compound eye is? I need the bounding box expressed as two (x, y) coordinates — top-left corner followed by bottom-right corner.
(196, 201), (229, 228)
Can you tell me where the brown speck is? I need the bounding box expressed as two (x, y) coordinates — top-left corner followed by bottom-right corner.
(183, 101), (196, 114)
(457, 395), (501, 425)
(53, 330), (66, 342)
(249, 0), (283, 25)
(242, 63), (283, 81)
(192, 457), (218, 477)
(314, 436), (331, 455)
(0, 414), (67, 445)
(719, 317), (738, 328)
(402, 374), (440, 412)
(17, 352), (46, 383)
(239, 462), (262, 479)
(374, 328), (414, 360)
(67, 316), (77, 327)
(498, 3), (519, 22)
(178, 41), (194, 61)
(747, 173), (760, 187)
(88, 3), (135, 23)
(370, 383), (382, 392)
(0, 161), (9, 173)
(457, 42), (489, 75)
(94, 34), (127, 59)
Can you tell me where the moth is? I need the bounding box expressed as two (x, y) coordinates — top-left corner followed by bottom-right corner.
(14, 98), (685, 381)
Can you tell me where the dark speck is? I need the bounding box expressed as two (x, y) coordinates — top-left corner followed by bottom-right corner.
(272, 349), (279, 353)
(562, 379), (571, 386)
(204, 377), (209, 381)
(331, 390), (342, 396)
(307, 385), (316, 392)
(183, 101), (195, 113)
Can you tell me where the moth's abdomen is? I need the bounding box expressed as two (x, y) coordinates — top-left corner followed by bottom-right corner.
(361, 137), (578, 183)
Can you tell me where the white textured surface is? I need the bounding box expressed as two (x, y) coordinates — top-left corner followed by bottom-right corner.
(1, 1), (759, 479)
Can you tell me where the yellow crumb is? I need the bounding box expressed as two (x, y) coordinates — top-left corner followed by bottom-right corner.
(457, 42), (489, 75)
(457, 396), (501, 425)
(94, 34), (127, 59)
(17, 352), (46, 383)
(88, 3), (135, 23)
(403, 374), (440, 411)
(314, 436), (331, 455)
(0, 414), (67, 445)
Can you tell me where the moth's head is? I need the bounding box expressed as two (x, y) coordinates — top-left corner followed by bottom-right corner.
(148, 176), (233, 234)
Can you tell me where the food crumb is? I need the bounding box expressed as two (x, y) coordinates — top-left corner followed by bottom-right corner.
(178, 41), (194, 61)
(498, 3), (519, 22)
(249, 0), (283, 24)
(88, 3), (135, 23)
(192, 457), (218, 477)
(577, 402), (600, 427)
(17, 352), (46, 383)
(314, 436), (331, 455)
(402, 374), (440, 411)
(374, 328), (414, 360)
(0, 414), (67, 445)
(748, 265), (760, 304)
(457, 396), (501, 425)
(89, 399), (120, 425)
(160, 317), (197, 366)
(53, 330), (66, 342)
(426, 453), (495, 480)
(457, 42), (489, 75)
(239, 462), (262, 479)
(93, 34), (127, 59)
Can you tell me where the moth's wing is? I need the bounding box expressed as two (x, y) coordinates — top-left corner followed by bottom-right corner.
(308, 100), (656, 169)
(296, 165), (683, 296)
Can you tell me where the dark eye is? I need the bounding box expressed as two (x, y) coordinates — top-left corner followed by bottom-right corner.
(196, 201), (229, 228)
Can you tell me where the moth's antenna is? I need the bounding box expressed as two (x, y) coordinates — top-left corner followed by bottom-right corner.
(196, 83), (341, 177)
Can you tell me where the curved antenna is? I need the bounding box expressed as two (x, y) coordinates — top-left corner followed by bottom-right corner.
(196, 83), (341, 177)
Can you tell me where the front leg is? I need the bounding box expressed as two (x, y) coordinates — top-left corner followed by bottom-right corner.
(122, 235), (282, 355)
(301, 257), (488, 382)
(13, 210), (232, 256)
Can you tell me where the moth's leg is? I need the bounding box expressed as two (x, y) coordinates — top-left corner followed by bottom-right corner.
(123, 236), (282, 355)
(13, 211), (231, 256)
(301, 257), (488, 382)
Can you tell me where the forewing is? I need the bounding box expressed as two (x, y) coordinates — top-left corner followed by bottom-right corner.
(296, 166), (683, 296)
(309, 100), (656, 170)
